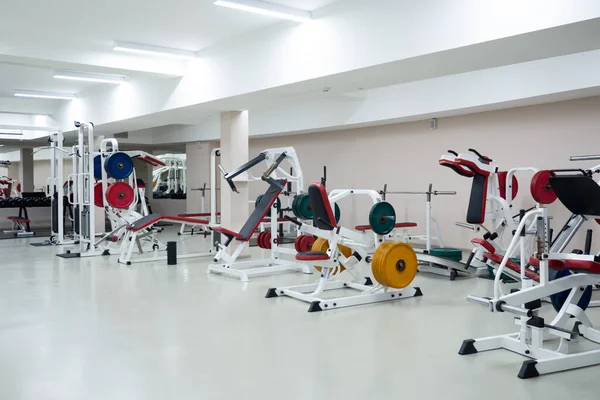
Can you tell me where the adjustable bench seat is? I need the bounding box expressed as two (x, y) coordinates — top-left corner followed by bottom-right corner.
(127, 214), (209, 232)
(213, 179), (286, 243)
(354, 222), (417, 231)
(471, 238), (495, 254)
(565, 259), (600, 274)
(528, 257), (565, 270)
(8, 216), (30, 224)
(296, 251), (330, 261)
(485, 253), (540, 282)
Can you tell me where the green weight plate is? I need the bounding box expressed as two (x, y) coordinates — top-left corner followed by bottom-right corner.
(334, 203), (341, 223)
(292, 195), (301, 218)
(369, 201), (396, 235)
(296, 193), (313, 220)
(255, 194), (281, 217)
(429, 247), (462, 262)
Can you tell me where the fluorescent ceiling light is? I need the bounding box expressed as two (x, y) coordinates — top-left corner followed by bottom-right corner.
(54, 70), (128, 84)
(113, 41), (198, 60)
(14, 90), (76, 100)
(214, 0), (311, 22)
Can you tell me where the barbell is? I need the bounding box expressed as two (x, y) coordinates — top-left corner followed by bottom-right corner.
(379, 183), (456, 201)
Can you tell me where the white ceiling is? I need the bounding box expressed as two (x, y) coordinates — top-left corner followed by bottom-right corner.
(0, 0), (347, 123)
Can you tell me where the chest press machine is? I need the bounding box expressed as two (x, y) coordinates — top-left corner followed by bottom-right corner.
(440, 149), (543, 276)
(266, 184), (423, 312)
(207, 147), (311, 282)
(460, 156), (600, 379)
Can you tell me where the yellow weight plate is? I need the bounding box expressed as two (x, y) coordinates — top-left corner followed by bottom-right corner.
(313, 238), (352, 274)
(380, 242), (418, 289)
(371, 241), (394, 286)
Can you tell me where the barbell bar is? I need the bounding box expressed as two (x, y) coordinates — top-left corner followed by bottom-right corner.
(570, 155), (600, 161)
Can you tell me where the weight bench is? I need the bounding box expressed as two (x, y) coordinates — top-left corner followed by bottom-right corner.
(118, 214), (211, 265)
(208, 179), (311, 282)
(4, 216), (34, 237)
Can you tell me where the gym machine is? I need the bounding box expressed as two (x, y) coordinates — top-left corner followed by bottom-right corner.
(379, 183), (468, 280)
(459, 164), (600, 378)
(267, 184), (423, 312)
(440, 149), (541, 276)
(208, 147), (311, 282)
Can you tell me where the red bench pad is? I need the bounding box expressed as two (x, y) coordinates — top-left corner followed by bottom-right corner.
(528, 257), (565, 270)
(261, 218), (292, 223)
(485, 253), (540, 282)
(355, 222), (417, 231)
(211, 227), (244, 240)
(565, 259), (600, 274)
(127, 214), (209, 232)
(296, 251), (330, 261)
(178, 213), (221, 218)
(8, 216), (30, 223)
(472, 238), (495, 254)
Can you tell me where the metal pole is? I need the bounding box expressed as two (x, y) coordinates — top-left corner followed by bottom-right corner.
(570, 155), (600, 161)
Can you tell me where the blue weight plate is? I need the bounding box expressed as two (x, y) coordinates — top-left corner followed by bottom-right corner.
(104, 152), (134, 179)
(550, 269), (592, 312)
(93, 155), (103, 180)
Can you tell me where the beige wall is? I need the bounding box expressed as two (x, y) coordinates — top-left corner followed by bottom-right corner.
(245, 96), (600, 250)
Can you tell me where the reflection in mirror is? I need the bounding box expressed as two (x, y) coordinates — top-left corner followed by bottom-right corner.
(152, 154), (186, 199)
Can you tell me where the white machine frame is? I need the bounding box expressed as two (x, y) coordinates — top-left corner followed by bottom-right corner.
(267, 188), (422, 312)
(462, 201), (600, 378)
(208, 147), (311, 282)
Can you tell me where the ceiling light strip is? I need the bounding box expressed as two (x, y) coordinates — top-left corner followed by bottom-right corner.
(113, 41), (198, 60)
(14, 90), (77, 100)
(53, 71), (128, 84)
(214, 0), (312, 22)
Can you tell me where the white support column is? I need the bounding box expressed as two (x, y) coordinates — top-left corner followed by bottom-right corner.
(93, 136), (105, 233)
(19, 148), (34, 192)
(186, 141), (218, 214)
(220, 111), (249, 231)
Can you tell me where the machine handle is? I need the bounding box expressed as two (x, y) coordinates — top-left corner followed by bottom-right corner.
(570, 155), (600, 162)
(468, 148), (492, 162)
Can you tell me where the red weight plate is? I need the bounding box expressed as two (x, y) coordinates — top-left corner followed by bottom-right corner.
(260, 232), (269, 249)
(294, 236), (303, 252)
(257, 231), (266, 249)
(498, 171), (519, 200)
(304, 236), (315, 252)
(105, 182), (134, 209)
(530, 170), (557, 205)
(93, 182), (105, 207)
(264, 232), (272, 250)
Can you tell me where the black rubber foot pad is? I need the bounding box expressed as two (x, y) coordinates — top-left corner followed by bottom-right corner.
(57, 252), (81, 259)
(458, 339), (478, 355)
(518, 360), (539, 379)
(364, 277), (373, 286)
(414, 287), (423, 297)
(308, 301), (322, 313)
(265, 288), (279, 298)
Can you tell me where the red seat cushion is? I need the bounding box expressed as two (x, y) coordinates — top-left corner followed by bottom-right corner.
(565, 259), (600, 274)
(528, 256), (565, 271)
(296, 251), (330, 261)
(8, 216), (29, 223)
(485, 252), (540, 282)
(472, 238), (495, 254)
(355, 222), (417, 231)
(212, 227), (244, 240)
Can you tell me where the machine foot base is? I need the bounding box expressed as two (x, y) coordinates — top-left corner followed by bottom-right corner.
(458, 339), (477, 355)
(265, 288), (279, 298)
(518, 360), (539, 379)
(414, 287), (423, 297)
(364, 277), (373, 286)
(308, 301), (322, 313)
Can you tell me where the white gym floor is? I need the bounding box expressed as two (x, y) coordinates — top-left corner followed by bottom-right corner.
(2, 229), (600, 400)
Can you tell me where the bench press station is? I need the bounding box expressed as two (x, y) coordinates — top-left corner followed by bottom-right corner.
(266, 184), (423, 312)
(207, 148), (311, 282)
(460, 159), (600, 378)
